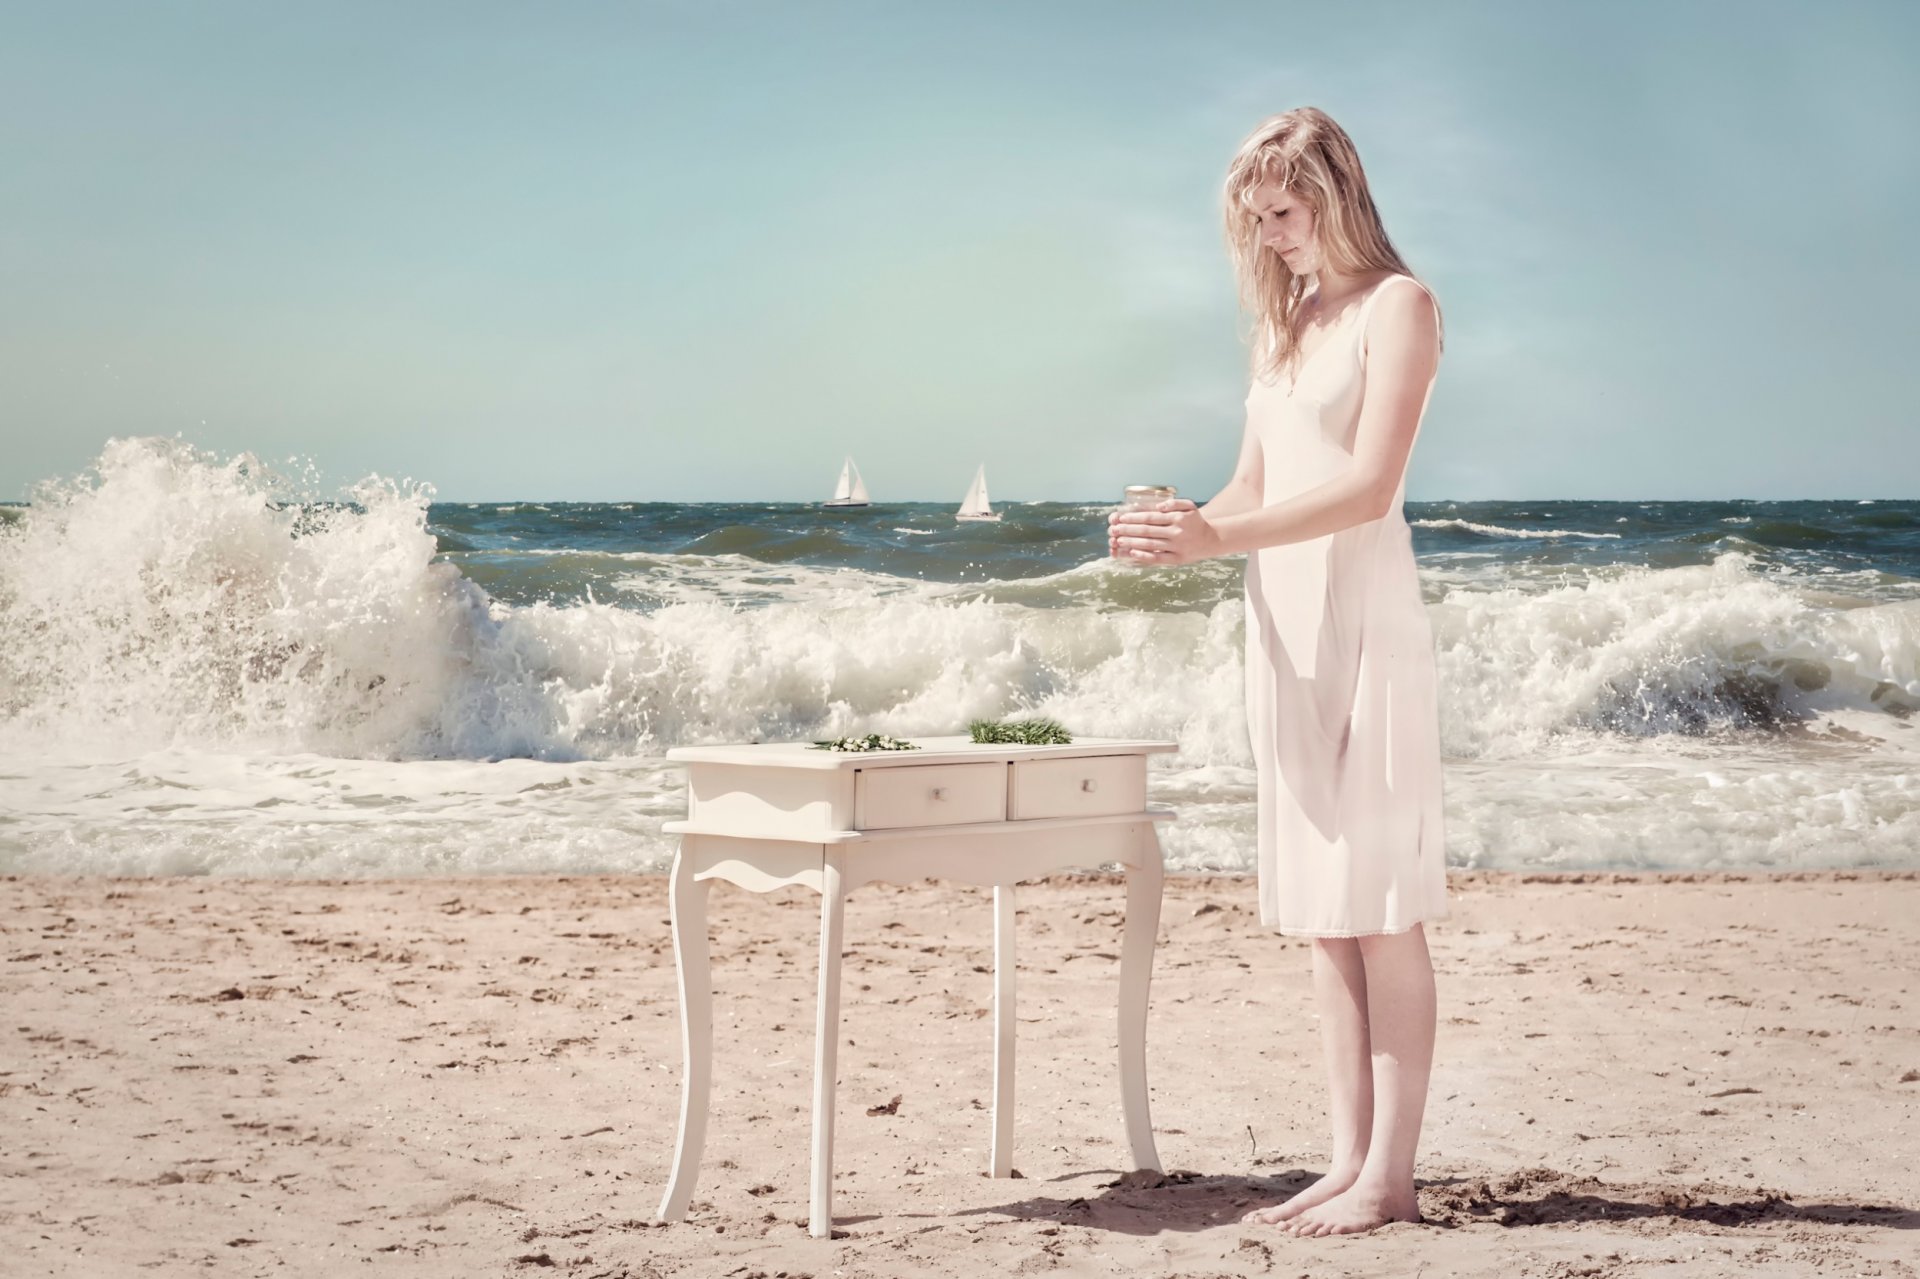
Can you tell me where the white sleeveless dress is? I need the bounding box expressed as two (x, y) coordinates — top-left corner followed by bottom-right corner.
(1242, 273), (1450, 937)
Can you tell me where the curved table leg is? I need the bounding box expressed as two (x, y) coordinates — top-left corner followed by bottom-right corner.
(656, 844), (713, 1222)
(990, 882), (1017, 1176)
(809, 852), (847, 1239)
(1118, 825), (1164, 1172)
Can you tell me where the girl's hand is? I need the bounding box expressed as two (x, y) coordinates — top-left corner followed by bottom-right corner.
(1107, 498), (1220, 566)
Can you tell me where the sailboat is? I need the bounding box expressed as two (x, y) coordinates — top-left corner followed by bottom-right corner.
(955, 463), (1001, 522)
(823, 455), (871, 508)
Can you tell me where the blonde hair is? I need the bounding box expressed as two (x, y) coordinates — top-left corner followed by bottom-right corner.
(1222, 106), (1444, 380)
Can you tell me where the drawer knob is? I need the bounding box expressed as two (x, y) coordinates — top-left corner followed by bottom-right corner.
(931, 787), (948, 801)
(1081, 778), (1099, 793)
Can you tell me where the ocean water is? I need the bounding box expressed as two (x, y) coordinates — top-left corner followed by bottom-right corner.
(1, 435), (1916, 878)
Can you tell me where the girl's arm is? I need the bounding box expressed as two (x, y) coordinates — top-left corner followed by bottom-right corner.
(1196, 482), (1258, 522)
(1199, 406), (1266, 521)
(1206, 282), (1439, 558)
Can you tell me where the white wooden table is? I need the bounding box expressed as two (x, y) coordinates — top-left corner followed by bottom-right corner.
(650, 735), (1178, 1238)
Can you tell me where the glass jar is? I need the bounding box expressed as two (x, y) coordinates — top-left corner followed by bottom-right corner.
(1114, 485), (1177, 566)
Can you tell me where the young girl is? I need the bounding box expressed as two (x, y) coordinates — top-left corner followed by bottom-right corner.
(1107, 106), (1449, 1237)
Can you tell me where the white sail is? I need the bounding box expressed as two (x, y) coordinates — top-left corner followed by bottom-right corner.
(955, 463), (1000, 521)
(825, 455), (870, 506)
(960, 465), (989, 514)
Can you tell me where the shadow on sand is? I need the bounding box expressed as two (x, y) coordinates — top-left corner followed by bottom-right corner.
(926, 1165), (1920, 1237)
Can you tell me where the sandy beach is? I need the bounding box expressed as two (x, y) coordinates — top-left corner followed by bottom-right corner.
(3, 869), (1916, 1278)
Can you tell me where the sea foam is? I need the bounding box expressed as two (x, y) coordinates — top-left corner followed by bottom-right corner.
(3, 437), (1917, 877)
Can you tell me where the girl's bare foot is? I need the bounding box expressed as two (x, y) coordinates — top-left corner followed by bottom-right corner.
(1276, 1181), (1421, 1236)
(1239, 1166), (1361, 1226)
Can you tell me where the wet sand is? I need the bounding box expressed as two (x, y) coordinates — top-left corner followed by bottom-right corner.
(2, 869), (1916, 1277)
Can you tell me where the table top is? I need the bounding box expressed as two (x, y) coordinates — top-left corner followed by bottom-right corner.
(665, 735), (1180, 771)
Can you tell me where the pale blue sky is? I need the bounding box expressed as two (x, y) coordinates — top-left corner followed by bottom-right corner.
(2, 1), (1915, 502)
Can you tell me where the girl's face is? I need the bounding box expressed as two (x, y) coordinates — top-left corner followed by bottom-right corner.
(1250, 179), (1317, 271)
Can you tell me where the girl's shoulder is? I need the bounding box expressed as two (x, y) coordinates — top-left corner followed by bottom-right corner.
(1363, 273), (1440, 329)
(1366, 272), (1435, 307)
(1359, 274), (1443, 368)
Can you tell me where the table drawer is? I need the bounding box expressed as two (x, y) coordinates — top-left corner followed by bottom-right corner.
(1008, 754), (1146, 820)
(854, 762), (1007, 830)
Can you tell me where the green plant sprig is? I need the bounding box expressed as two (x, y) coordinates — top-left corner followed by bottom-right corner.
(967, 717), (1074, 745)
(809, 734), (921, 752)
